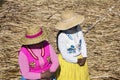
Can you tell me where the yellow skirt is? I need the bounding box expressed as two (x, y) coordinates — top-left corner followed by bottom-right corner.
(56, 54), (90, 80)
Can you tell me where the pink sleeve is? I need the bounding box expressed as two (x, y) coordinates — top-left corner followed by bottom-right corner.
(49, 45), (59, 72)
(18, 51), (41, 79)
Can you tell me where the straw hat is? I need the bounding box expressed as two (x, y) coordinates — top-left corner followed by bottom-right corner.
(20, 26), (47, 45)
(55, 10), (84, 30)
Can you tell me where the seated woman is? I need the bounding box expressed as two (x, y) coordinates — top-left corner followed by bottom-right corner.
(18, 26), (59, 80)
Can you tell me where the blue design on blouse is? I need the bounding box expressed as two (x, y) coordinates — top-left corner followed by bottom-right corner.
(66, 33), (82, 53)
(78, 39), (82, 51)
(67, 34), (73, 40)
(67, 45), (76, 54)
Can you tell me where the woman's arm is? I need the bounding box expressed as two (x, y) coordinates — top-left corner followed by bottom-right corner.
(77, 31), (87, 66)
(18, 51), (41, 79)
(80, 32), (87, 57)
(49, 44), (59, 72)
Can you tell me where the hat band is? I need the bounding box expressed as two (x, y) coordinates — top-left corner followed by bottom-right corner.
(26, 28), (43, 38)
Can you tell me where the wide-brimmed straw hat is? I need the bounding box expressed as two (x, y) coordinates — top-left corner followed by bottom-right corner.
(55, 10), (84, 30)
(20, 26), (47, 45)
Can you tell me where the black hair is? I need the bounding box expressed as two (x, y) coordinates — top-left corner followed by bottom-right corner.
(22, 40), (49, 49)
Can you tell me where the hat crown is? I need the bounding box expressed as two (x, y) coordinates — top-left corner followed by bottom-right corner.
(26, 26), (41, 36)
(61, 10), (75, 20)
(55, 10), (84, 30)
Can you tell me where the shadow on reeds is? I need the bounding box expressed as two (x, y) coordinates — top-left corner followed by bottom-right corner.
(0, 0), (6, 7)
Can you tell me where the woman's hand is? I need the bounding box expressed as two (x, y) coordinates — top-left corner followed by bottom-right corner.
(41, 70), (53, 79)
(77, 57), (87, 66)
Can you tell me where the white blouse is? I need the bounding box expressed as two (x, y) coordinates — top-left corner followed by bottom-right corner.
(58, 28), (87, 63)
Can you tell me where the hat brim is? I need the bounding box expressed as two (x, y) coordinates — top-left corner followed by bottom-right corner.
(55, 15), (84, 30)
(20, 33), (47, 45)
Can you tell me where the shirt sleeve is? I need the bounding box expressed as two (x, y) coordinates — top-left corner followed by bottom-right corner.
(80, 32), (87, 57)
(58, 33), (78, 63)
(18, 51), (41, 79)
(49, 44), (59, 72)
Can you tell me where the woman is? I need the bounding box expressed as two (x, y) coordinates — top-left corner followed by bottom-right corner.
(55, 10), (89, 80)
(18, 26), (59, 80)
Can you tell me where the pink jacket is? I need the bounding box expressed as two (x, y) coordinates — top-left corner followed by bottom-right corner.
(18, 41), (59, 79)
